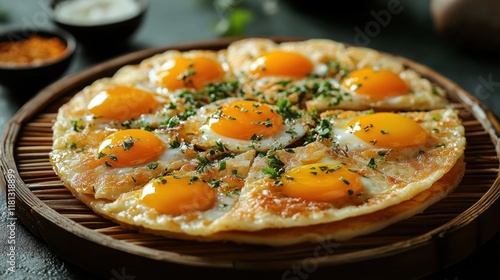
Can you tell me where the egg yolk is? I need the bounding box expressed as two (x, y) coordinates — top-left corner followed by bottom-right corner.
(248, 50), (314, 78)
(87, 86), (159, 122)
(140, 175), (216, 216)
(96, 129), (166, 167)
(281, 163), (362, 202)
(208, 100), (284, 140)
(346, 113), (428, 148)
(156, 56), (225, 91)
(341, 68), (410, 100)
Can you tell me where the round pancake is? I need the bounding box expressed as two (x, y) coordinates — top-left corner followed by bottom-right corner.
(49, 37), (466, 247)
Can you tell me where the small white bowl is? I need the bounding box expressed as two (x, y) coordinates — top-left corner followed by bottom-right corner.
(48, 0), (149, 47)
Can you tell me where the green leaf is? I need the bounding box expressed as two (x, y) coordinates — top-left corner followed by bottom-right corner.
(217, 8), (252, 37)
(228, 8), (253, 35)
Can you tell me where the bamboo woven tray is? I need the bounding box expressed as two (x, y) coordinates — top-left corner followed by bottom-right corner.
(2, 38), (500, 280)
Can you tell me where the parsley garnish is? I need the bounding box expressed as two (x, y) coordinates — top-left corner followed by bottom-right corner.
(219, 161), (227, 171)
(107, 154), (118, 162)
(189, 176), (199, 184)
(252, 118), (273, 127)
(121, 137), (135, 151)
(367, 158), (377, 169)
(207, 179), (221, 188)
(196, 156), (211, 173)
(69, 142), (77, 149)
(170, 141), (181, 148)
(261, 154), (285, 179)
(121, 120), (132, 128)
(147, 162), (158, 170)
(339, 177), (350, 185)
(276, 98), (301, 119)
(157, 175), (167, 184)
(71, 120), (85, 132)
(214, 141), (227, 152)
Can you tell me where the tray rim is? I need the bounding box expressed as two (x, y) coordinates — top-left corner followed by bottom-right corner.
(2, 36), (500, 279)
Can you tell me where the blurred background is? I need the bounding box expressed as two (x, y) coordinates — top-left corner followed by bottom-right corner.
(1, 0), (500, 279)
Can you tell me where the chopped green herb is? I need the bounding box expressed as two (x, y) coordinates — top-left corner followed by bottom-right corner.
(207, 179), (221, 188)
(367, 158), (377, 169)
(432, 115), (443, 121)
(157, 175), (167, 184)
(339, 177), (350, 185)
(108, 154), (118, 162)
(276, 98), (301, 119)
(121, 120), (132, 128)
(196, 156), (211, 173)
(262, 154), (285, 179)
(170, 141), (181, 149)
(121, 137), (135, 151)
(219, 161), (227, 171)
(71, 120), (85, 132)
(214, 141), (227, 152)
(252, 118), (273, 127)
(189, 176), (199, 184)
(69, 142), (77, 149)
(147, 162), (159, 170)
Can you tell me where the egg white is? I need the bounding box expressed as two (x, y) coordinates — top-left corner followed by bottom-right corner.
(184, 98), (310, 153)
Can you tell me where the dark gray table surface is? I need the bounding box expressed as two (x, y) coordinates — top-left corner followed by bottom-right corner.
(1, 0), (500, 279)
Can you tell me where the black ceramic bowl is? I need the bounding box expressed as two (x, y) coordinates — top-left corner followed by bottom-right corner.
(49, 0), (149, 48)
(0, 28), (76, 91)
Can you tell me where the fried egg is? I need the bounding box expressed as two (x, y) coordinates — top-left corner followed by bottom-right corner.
(329, 111), (429, 151)
(280, 161), (364, 203)
(319, 109), (466, 183)
(152, 54), (225, 91)
(341, 68), (411, 101)
(112, 49), (232, 95)
(182, 98), (311, 153)
(87, 86), (160, 122)
(88, 150), (256, 236)
(50, 128), (198, 200)
(209, 141), (430, 232)
(51, 78), (173, 139)
(227, 38), (353, 104)
(307, 45), (449, 112)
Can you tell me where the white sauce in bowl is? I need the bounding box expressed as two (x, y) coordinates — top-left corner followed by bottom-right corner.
(53, 0), (142, 26)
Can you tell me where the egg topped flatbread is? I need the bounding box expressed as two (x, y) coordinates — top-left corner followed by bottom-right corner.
(49, 38), (465, 246)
